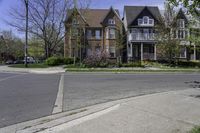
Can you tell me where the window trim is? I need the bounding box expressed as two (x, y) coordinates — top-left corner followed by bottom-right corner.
(108, 19), (115, 25)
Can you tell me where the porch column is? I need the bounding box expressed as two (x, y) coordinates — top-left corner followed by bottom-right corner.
(130, 43), (133, 58)
(154, 44), (157, 60)
(141, 43), (143, 61)
(194, 45), (196, 60)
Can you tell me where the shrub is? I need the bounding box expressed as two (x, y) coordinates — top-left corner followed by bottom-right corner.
(45, 57), (63, 66)
(83, 51), (110, 67)
(121, 62), (144, 67)
(177, 61), (200, 68)
(189, 126), (200, 133)
(63, 58), (74, 65)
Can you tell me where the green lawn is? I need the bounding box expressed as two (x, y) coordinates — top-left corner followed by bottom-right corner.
(189, 126), (200, 133)
(66, 68), (200, 73)
(9, 63), (49, 68)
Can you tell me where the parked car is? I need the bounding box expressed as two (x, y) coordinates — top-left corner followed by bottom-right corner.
(5, 60), (14, 64)
(14, 60), (24, 64)
(23, 57), (36, 64)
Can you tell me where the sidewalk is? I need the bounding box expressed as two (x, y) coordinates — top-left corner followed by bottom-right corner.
(2, 88), (200, 133)
(50, 89), (200, 133)
(0, 65), (65, 74)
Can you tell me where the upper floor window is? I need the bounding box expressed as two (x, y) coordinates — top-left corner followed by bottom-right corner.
(143, 16), (148, 24)
(95, 30), (101, 39)
(138, 16), (154, 26)
(72, 18), (79, 25)
(87, 30), (92, 38)
(108, 19), (115, 25)
(106, 28), (116, 39)
(178, 19), (185, 28)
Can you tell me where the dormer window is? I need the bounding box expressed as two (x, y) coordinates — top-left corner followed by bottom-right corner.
(138, 19), (143, 25)
(138, 16), (154, 26)
(108, 19), (115, 25)
(72, 18), (79, 25)
(143, 16), (148, 24)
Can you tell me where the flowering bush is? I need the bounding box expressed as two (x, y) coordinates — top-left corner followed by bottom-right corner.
(83, 51), (110, 67)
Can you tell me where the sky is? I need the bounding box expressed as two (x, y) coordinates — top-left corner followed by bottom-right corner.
(0, 0), (165, 37)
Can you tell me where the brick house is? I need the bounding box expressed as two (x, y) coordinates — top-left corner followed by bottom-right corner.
(64, 7), (124, 61)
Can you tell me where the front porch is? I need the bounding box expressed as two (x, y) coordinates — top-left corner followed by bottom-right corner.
(128, 43), (157, 61)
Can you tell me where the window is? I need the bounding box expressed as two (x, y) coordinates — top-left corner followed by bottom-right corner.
(109, 46), (116, 57)
(95, 30), (101, 39)
(178, 19), (185, 28)
(138, 19), (143, 25)
(72, 28), (79, 37)
(95, 46), (101, 54)
(178, 30), (184, 39)
(87, 30), (92, 39)
(149, 19), (154, 25)
(72, 18), (79, 25)
(138, 16), (154, 26)
(108, 19), (115, 25)
(180, 47), (186, 58)
(143, 16), (148, 24)
(106, 28), (115, 39)
(87, 48), (92, 56)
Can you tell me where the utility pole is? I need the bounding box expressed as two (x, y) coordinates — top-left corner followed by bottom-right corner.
(24, 0), (28, 67)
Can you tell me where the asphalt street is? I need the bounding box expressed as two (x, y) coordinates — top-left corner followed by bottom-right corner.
(0, 72), (200, 128)
(0, 72), (60, 128)
(63, 73), (200, 111)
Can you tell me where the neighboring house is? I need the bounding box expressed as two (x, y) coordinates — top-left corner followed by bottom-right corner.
(64, 7), (124, 61)
(172, 9), (195, 60)
(123, 6), (162, 61)
(173, 9), (200, 61)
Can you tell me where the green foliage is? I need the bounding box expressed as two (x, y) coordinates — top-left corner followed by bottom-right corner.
(176, 61), (200, 68)
(189, 126), (200, 133)
(155, 3), (181, 62)
(28, 38), (45, 59)
(63, 58), (74, 65)
(9, 63), (49, 68)
(45, 57), (64, 66)
(121, 62), (144, 67)
(45, 57), (75, 66)
(167, 0), (200, 16)
(0, 30), (24, 61)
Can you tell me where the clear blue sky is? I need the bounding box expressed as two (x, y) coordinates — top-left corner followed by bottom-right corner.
(0, 0), (165, 37)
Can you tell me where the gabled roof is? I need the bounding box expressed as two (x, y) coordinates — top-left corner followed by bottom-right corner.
(66, 8), (121, 27)
(101, 6), (122, 24)
(124, 6), (162, 26)
(175, 8), (188, 23)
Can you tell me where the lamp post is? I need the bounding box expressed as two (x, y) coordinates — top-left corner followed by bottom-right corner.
(24, 0), (28, 67)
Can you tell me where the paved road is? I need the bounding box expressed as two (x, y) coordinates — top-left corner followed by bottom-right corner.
(1, 72), (200, 128)
(63, 73), (200, 111)
(0, 72), (60, 128)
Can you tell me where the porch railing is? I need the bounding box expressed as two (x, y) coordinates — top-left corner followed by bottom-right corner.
(129, 33), (155, 41)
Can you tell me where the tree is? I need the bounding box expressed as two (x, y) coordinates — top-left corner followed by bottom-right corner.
(167, 0), (200, 61)
(8, 0), (74, 58)
(167, 0), (200, 16)
(0, 30), (24, 61)
(155, 3), (181, 63)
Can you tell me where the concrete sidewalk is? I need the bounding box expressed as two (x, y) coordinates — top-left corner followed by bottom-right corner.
(0, 65), (65, 74)
(50, 89), (200, 133)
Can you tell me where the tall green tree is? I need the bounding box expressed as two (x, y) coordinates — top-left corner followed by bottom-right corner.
(167, 0), (200, 16)
(155, 3), (181, 63)
(0, 30), (24, 61)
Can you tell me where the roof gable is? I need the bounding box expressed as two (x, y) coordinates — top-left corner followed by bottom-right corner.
(101, 7), (122, 24)
(124, 6), (162, 26)
(176, 8), (188, 23)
